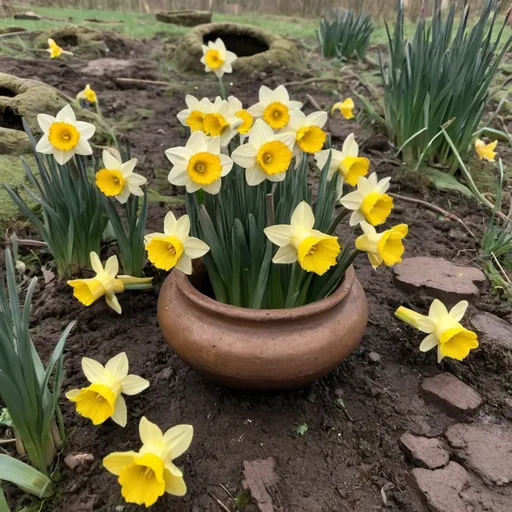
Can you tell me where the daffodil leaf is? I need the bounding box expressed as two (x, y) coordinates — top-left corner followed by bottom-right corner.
(421, 167), (473, 198)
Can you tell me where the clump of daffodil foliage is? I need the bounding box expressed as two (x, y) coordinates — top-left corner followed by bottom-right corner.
(142, 38), (408, 309)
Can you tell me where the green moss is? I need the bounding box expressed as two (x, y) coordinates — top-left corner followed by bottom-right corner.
(469, 158), (512, 194)
(0, 128), (31, 156)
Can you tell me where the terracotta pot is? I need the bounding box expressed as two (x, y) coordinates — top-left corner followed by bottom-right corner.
(157, 266), (368, 391)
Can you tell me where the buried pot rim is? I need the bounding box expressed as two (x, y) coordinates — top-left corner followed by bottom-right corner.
(167, 264), (356, 321)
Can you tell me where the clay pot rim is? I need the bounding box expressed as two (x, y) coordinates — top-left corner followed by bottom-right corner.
(172, 265), (356, 321)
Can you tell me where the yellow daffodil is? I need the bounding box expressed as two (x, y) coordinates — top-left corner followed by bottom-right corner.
(247, 85), (303, 130)
(474, 138), (497, 162)
(35, 104), (95, 165)
(231, 119), (295, 186)
(47, 38), (72, 59)
(339, 172), (393, 227)
(103, 416), (193, 507)
(166, 131), (233, 194)
(395, 299), (479, 362)
(76, 84), (97, 104)
(315, 133), (370, 199)
(96, 150), (147, 204)
(202, 99), (242, 147)
(331, 98), (355, 119)
(145, 211), (209, 273)
(355, 221), (408, 269)
(200, 38), (237, 77)
(66, 352), (149, 427)
(284, 110), (328, 156)
(177, 95), (218, 133)
(264, 201), (341, 276)
(67, 252), (153, 314)
(227, 96), (254, 137)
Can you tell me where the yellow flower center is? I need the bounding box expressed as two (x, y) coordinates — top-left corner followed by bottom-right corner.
(203, 113), (229, 137)
(96, 168), (126, 196)
(146, 235), (185, 271)
(186, 110), (205, 132)
(72, 383), (117, 425)
(340, 156), (370, 186)
(84, 86), (97, 103)
(360, 192), (393, 226)
(118, 453), (166, 508)
(256, 141), (292, 175)
(263, 102), (290, 129)
(48, 122), (80, 152)
(297, 235), (341, 276)
(235, 109), (254, 134)
(186, 152), (222, 184)
(438, 326), (479, 361)
(296, 126), (327, 153)
(377, 224), (408, 266)
(204, 48), (225, 70)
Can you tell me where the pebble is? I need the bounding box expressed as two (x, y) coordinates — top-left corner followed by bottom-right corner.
(368, 351), (381, 364)
(306, 391), (317, 403)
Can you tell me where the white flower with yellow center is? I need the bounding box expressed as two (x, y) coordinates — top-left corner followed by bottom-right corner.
(145, 211), (209, 274)
(264, 201), (341, 276)
(395, 299), (479, 362)
(339, 172), (394, 227)
(66, 352), (149, 427)
(166, 131), (233, 194)
(177, 95), (219, 133)
(227, 96), (254, 137)
(103, 417), (193, 507)
(315, 133), (370, 198)
(284, 110), (328, 158)
(35, 104), (95, 165)
(200, 38), (237, 77)
(231, 119), (295, 186)
(247, 85), (303, 130)
(96, 150), (147, 204)
(202, 99), (243, 147)
(355, 221), (408, 269)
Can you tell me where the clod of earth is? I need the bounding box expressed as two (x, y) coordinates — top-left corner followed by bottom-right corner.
(470, 312), (512, 350)
(393, 256), (487, 304)
(155, 10), (211, 27)
(243, 458), (279, 512)
(399, 433), (450, 470)
(174, 22), (302, 74)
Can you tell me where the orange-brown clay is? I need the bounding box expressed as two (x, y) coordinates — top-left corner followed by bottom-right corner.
(157, 266), (368, 391)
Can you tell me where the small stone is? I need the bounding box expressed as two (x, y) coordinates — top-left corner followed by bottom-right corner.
(368, 351), (381, 364)
(64, 453), (95, 471)
(411, 461), (469, 512)
(399, 433), (450, 469)
(306, 391), (317, 403)
(157, 128), (166, 135)
(470, 313), (512, 350)
(156, 367), (173, 382)
(334, 388), (344, 397)
(445, 423), (512, 486)
(420, 373), (482, 416)
(393, 257), (487, 304)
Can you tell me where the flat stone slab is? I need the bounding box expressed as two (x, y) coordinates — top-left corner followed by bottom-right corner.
(470, 313), (512, 350)
(393, 257), (487, 304)
(411, 461), (469, 512)
(421, 373), (482, 416)
(445, 423), (512, 486)
(399, 433), (450, 469)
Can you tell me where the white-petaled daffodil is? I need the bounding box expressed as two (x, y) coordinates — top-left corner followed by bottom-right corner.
(247, 85), (303, 130)
(231, 119), (295, 186)
(166, 131), (233, 194)
(200, 38), (237, 77)
(315, 133), (370, 199)
(67, 252), (153, 314)
(355, 221), (408, 269)
(35, 104), (95, 165)
(284, 110), (328, 156)
(66, 352), (149, 427)
(177, 95), (219, 133)
(47, 38), (72, 59)
(145, 211), (209, 273)
(227, 96), (254, 137)
(264, 201), (341, 276)
(96, 150), (147, 204)
(202, 99), (243, 147)
(395, 299), (479, 362)
(331, 97), (355, 119)
(474, 138), (498, 162)
(103, 416), (193, 507)
(339, 172), (393, 227)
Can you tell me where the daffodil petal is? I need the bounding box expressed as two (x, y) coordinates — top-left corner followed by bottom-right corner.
(449, 301), (469, 322)
(273, 245), (298, 264)
(103, 451), (137, 476)
(429, 299), (448, 320)
(163, 424), (193, 459)
(89, 251), (104, 274)
(164, 470), (187, 497)
(139, 416), (164, 446)
(111, 394), (127, 427)
(121, 374), (150, 395)
(419, 333), (438, 352)
(291, 201), (315, 230)
(105, 352), (129, 381)
(81, 357), (105, 383)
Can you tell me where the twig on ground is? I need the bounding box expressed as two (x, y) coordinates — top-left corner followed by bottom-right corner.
(0, 31), (30, 39)
(115, 77), (171, 87)
(208, 491), (231, 512)
(11, 239), (47, 248)
(305, 93), (323, 111)
(0, 439), (16, 445)
(219, 483), (235, 501)
(390, 193), (479, 242)
(282, 75), (356, 87)
(492, 252), (512, 284)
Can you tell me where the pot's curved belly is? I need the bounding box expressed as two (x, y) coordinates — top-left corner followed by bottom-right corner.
(158, 272), (368, 391)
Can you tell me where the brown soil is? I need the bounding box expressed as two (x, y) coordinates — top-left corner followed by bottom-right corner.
(0, 40), (511, 512)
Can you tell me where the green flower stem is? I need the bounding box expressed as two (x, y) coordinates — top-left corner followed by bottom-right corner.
(123, 283), (153, 291)
(218, 76), (227, 100)
(328, 208), (350, 235)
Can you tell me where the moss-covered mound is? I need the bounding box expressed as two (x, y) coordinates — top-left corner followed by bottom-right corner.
(0, 72), (111, 156)
(174, 22), (302, 74)
(156, 10), (211, 27)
